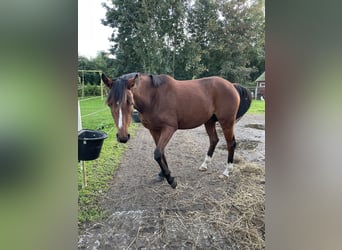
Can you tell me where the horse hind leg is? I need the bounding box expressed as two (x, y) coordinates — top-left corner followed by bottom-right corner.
(219, 121), (236, 178)
(199, 118), (219, 171)
(220, 135), (236, 178)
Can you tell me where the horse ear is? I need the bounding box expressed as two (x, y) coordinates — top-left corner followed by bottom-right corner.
(127, 73), (139, 89)
(101, 73), (114, 88)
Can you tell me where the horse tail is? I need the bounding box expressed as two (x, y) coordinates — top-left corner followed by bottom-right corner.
(233, 84), (252, 120)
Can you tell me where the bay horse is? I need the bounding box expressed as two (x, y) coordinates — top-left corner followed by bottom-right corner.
(101, 73), (252, 188)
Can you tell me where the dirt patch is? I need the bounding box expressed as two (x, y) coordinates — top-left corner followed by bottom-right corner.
(218, 139), (259, 151)
(78, 114), (265, 249)
(245, 123), (265, 130)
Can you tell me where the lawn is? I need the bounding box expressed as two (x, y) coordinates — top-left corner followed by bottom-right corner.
(247, 99), (265, 114)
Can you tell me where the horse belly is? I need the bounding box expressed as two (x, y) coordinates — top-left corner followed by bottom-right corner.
(176, 93), (214, 129)
(177, 108), (213, 129)
(178, 121), (207, 129)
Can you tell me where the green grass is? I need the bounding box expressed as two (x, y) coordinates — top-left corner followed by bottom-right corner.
(78, 96), (138, 225)
(247, 100), (265, 114)
(79, 97), (110, 129)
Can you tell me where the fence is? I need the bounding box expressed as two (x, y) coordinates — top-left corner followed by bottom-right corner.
(78, 70), (106, 99)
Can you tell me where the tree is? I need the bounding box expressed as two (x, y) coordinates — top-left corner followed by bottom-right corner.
(102, 0), (187, 76)
(185, 0), (219, 78)
(217, 0), (265, 82)
(78, 52), (114, 84)
(101, 0), (264, 83)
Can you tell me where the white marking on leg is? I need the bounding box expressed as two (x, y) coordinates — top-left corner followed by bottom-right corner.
(118, 108), (123, 129)
(199, 155), (212, 171)
(220, 163), (234, 179)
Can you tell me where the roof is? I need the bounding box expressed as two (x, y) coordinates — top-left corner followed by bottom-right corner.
(255, 72), (265, 82)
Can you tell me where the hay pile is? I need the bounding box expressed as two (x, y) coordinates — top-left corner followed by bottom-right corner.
(151, 160), (265, 249)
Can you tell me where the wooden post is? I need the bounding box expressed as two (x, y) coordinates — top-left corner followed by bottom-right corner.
(81, 160), (87, 188)
(78, 100), (86, 188)
(82, 70), (85, 98)
(255, 83), (258, 100)
(100, 71), (104, 100)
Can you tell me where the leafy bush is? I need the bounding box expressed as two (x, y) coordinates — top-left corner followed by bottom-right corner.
(78, 84), (101, 97)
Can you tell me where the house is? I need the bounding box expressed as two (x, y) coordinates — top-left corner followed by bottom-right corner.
(254, 71), (265, 100)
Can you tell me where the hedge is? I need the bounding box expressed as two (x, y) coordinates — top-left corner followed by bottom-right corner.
(78, 84), (101, 97)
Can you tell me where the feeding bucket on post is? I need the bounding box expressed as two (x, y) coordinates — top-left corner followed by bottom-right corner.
(132, 110), (141, 123)
(78, 129), (108, 161)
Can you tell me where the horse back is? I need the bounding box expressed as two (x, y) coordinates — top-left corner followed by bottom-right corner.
(181, 76), (240, 106)
(161, 76), (240, 128)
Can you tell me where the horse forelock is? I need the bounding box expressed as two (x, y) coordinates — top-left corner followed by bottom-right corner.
(107, 78), (126, 105)
(107, 72), (139, 105)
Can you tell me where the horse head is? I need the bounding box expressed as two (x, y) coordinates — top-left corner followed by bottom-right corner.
(102, 73), (139, 143)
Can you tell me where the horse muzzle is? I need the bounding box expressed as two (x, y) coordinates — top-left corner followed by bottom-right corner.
(116, 133), (130, 143)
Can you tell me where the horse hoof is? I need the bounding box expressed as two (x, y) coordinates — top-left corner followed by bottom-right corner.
(198, 166), (207, 171)
(170, 180), (177, 189)
(219, 174), (229, 180)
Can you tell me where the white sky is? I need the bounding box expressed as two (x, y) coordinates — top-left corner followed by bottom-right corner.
(78, 0), (113, 59)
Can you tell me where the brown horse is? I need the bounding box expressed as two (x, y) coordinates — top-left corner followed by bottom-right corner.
(101, 73), (252, 188)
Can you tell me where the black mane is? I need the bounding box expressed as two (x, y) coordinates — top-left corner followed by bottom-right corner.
(107, 73), (169, 104)
(149, 74), (168, 88)
(107, 72), (138, 104)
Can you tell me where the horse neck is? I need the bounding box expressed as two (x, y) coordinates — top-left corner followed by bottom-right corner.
(132, 84), (156, 113)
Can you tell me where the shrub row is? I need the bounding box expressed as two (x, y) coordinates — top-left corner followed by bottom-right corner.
(78, 84), (101, 97)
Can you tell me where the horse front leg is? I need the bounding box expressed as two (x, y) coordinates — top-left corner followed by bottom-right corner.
(154, 148), (177, 188)
(153, 127), (177, 188)
(149, 129), (164, 182)
(153, 154), (169, 182)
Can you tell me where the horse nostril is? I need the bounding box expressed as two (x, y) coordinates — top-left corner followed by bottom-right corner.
(118, 137), (129, 143)
(116, 133), (130, 143)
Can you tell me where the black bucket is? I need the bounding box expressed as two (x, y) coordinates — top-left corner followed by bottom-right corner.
(78, 129), (108, 161)
(132, 110), (141, 123)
